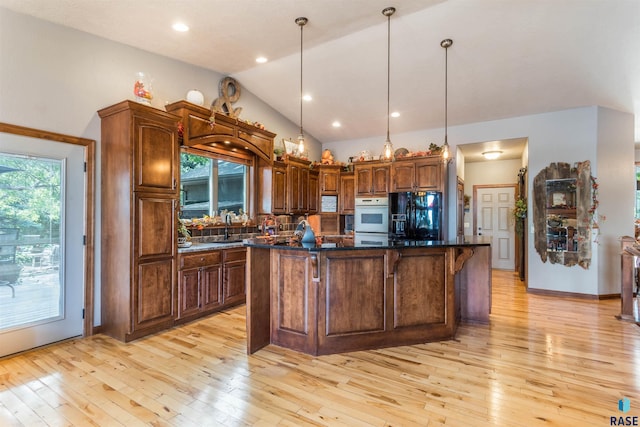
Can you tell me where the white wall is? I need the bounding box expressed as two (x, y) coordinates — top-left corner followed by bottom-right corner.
(596, 107), (635, 295)
(325, 106), (635, 296)
(0, 8), (321, 326)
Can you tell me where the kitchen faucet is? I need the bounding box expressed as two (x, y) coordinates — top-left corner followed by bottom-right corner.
(224, 213), (232, 240)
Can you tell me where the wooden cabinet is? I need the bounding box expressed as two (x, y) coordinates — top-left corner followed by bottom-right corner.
(391, 157), (443, 192)
(177, 248), (246, 322)
(258, 156), (317, 215)
(272, 162), (287, 214)
(263, 246), (456, 356)
(98, 100), (179, 342)
(354, 162), (390, 197)
(287, 157), (311, 214)
(258, 160), (287, 215)
(318, 165), (341, 195)
(308, 169), (319, 214)
(340, 172), (355, 214)
(223, 248), (247, 306)
(177, 251), (222, 320)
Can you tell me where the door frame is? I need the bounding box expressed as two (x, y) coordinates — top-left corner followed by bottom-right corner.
(0, 122), (95, 337)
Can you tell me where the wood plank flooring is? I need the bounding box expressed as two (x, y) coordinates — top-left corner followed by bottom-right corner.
(2, 270), (640, 426)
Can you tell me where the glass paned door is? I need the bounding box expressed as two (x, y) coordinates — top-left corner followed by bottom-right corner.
(0, 137), (85, 357)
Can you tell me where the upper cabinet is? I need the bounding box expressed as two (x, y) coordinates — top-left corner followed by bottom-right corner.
(354, 162), (390, 197)
(165, 101), (276, 162)
(318, 165), (342, 195)
(391, 157), (443, 193)
(309, 169), (319, 214)
(340, 172), (355, 214)
(287, 157), (312, 214)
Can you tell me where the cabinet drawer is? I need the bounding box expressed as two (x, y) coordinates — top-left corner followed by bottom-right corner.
(223, 248), (247, 263)
(180, 251), (221, 270)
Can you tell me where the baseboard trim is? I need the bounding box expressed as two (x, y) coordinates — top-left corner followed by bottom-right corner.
(526, 288), (620, 300)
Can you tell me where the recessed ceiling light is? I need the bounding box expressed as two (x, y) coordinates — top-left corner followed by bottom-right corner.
(391, 111), (400, 118)
(332, 121), (341, 128)
(256, 56), (268, 64)
(172, 22), (189, 32)
(303, 94), (312, 101)
(224, 140), (231, 145)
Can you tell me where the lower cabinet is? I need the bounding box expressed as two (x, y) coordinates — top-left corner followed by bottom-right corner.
(223, 248), (247, 306)
(177, 248), (246, 323)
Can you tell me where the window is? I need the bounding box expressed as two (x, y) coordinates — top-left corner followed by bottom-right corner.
(180, 152), (248, 218)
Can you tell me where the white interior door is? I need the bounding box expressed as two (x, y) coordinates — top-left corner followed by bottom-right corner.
(476, 186), (515, 270)
(0, 136), (85, 357)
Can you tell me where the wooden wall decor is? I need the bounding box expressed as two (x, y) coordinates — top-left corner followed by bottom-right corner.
(211, 76), (243, 118)
(533, 161), (592, 269)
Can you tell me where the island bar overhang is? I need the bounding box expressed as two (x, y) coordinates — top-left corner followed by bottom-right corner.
(246, 238), (491, 356)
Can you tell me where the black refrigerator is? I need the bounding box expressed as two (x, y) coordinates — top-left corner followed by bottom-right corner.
(389, 191), (443, 240)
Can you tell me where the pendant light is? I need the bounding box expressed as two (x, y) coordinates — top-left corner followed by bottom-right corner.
(441, 38), (453, 160)
(295, 17), (308, 155)
(382, 7), (395, 161)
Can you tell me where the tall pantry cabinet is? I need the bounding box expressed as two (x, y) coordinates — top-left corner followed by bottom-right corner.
(98, 101), (180, 342)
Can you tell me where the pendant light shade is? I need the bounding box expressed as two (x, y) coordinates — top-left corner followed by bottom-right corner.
(295, 17), (308, 155)
(382, 7), (395, 161)
(441, 38), (453, 160)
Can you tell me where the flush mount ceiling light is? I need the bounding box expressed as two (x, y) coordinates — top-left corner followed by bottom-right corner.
(441, 38), (453, 160)
(482, 150), (503, 160)
(255, 56), (268, 64)
(295, 16), (308, 155)
(332, 121), (341, 128)
(382, 6), (396, 161)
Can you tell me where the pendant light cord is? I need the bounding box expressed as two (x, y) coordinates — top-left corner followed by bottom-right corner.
(300, 21), (304, 137)
(386, 11), (391, 142)
(440, 39), (453, 149)
(444, 43), (448, 145)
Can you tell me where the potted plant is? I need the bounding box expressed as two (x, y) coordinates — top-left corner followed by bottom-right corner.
(177, 218), (191, 246)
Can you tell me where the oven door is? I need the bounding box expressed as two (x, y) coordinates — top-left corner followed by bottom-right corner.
(354, 204), (389, 233)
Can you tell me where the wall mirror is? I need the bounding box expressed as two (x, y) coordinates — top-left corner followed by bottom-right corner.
(533, 161), (592, 269)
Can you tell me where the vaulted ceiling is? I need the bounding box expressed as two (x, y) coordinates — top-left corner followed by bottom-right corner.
(2, 0), (639, 152)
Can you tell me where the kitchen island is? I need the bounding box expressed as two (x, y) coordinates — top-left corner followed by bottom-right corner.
(245, 236), (491, 355)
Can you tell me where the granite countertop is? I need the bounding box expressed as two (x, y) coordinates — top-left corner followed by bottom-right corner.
(243, 235), (491, 251)
(178, 240), (246, 253)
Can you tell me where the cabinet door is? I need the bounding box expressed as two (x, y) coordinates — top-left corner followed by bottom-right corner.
(309, 171), (319, 214)
(134, 259), (174, 330)
(201, 264), (223, 311)
(414, 160), (442, 191)
(224, 261), (246, 305)
(133, 116), (178, 192)
(136, 194), (175, 259)
(301, 167), (310, 212)
(391, 162), (415, 192)
(288, 163), (302, 212)
(355, 166), (372, 196)
(272, 166), (287, 214)
(177, 268), (200, 319)
(371, 165), (390, 195)
(223, 249), (246, 306)
(320, 169), (340, 194)
(340, 173), (355, 214)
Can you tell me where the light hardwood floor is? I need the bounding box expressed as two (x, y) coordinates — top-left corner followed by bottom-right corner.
(1, 270), (640, 426)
